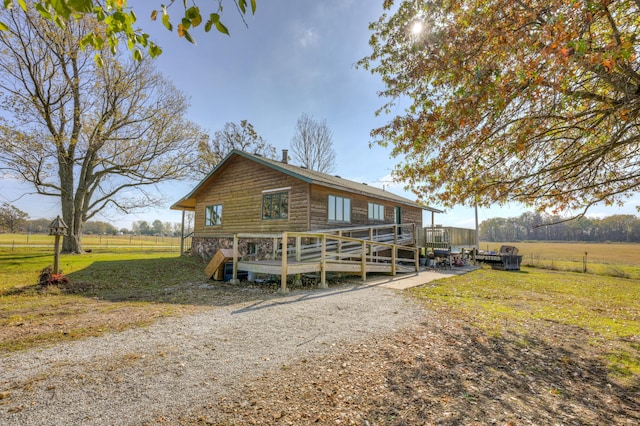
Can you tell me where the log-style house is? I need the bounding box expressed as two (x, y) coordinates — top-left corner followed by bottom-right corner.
(172, 149), (444, 290)
(172, 149), (440, 257)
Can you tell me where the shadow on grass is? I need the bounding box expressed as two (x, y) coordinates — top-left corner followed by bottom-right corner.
(61, 256), (326, 307)
(369, 322), (640, 425)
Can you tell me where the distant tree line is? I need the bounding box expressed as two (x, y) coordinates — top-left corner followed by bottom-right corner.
(0, 203), (186, 237)
(480, 212), (640, 243)
(130, 220), (185, 237)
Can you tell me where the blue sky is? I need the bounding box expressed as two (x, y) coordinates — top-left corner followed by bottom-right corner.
(1, 0), (638, 229)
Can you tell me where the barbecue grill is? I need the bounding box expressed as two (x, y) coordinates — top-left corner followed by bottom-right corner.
(476, 245), (523, 270)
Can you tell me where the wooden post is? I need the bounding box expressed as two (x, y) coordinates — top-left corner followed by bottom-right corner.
(53, 234), (61, 275)
(319, 234), (327, 288)
(231, 234), (240, 284)
(48, 215), (67, 275)
(294, 235), (302, 286)
(180, 209), (185, 255)
(360, 240), (367, 281)
(280, 232), (289, 293)
(273, 236), (278, 259)
(391, 245), (397, 276)
(412, 223), (416, 246)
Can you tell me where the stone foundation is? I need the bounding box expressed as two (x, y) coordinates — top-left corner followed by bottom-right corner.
(191, 237), (277, 261)
(191, 235), (335, 262)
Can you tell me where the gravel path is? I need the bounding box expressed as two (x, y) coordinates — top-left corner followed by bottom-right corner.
(0, 282), (425, 425)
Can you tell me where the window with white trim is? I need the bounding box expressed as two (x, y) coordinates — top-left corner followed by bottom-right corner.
(205, 204), (222, 226)
(368, 202), (385, 220)
(328, 195), (351, 223)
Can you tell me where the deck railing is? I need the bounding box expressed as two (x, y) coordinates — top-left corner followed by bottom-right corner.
(181, 231), (194, 255)
(231, 226), (419, 292)
(417, 226), (477, 251)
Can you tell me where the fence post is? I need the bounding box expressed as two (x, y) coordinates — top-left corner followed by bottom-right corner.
(583, 252), (588, 273)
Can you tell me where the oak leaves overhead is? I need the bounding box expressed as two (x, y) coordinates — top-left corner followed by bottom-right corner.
(360, 0), (640, 216)
(0, 0), (257, 60)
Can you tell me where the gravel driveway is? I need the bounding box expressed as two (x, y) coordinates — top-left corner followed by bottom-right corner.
(0, 282), (425, 425)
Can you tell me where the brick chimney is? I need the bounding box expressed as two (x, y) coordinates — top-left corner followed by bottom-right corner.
(282, 149), (288, 164)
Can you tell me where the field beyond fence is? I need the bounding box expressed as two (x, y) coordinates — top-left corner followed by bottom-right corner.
(0, 232), (182, 252)
(482, 241), (640, 280)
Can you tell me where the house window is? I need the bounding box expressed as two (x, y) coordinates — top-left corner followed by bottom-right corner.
(262, 192), (289, 220)
(205, 204), (222, 226)
(368, 202), (385, 221)
(328, 195), (351, 223)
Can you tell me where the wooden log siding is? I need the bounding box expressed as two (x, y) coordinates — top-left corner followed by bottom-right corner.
(308, 185), (423, 230)
(192, 155), (423, 239)
(193, 156), (310, 236)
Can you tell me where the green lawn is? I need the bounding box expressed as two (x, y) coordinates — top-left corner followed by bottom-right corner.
(0, 248), (210, 352)
(411, 266), (640, 382)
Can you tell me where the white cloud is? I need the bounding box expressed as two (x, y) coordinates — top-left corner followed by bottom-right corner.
(296, 26), (319, 48)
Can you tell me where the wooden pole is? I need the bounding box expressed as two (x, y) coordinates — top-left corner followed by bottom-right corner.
(180, 209), (185, 255)
(53, 235), (61, 274)
(294, 235), (302, 286)
(475, 203), (480, 250)
(361, 241), (367, 281)
(231, 234), (240, 284)
(319, 234), (327, 288)
(391, 245), (397, 276)
(280, 232), (289, 293)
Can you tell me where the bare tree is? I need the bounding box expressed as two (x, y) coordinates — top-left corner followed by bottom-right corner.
(195, 120), (276, 176)
(290, 113), (336, 173)
(0, 8), (202, 253)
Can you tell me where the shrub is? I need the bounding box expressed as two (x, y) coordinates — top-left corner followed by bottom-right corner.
(39, 266), (70, 287)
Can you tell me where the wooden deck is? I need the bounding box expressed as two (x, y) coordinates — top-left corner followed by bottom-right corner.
(228, 225), (419, 293)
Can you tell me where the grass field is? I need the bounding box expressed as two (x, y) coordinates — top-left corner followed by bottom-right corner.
(482, 241), (640, 279)
(0, 232), (182, 250)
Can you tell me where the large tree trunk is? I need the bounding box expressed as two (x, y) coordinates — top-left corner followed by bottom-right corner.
(61, 210), (83, 254)
(60, 155), (83, 254)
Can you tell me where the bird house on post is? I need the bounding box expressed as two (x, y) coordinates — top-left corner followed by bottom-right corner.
(48, 215), (68, 274)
